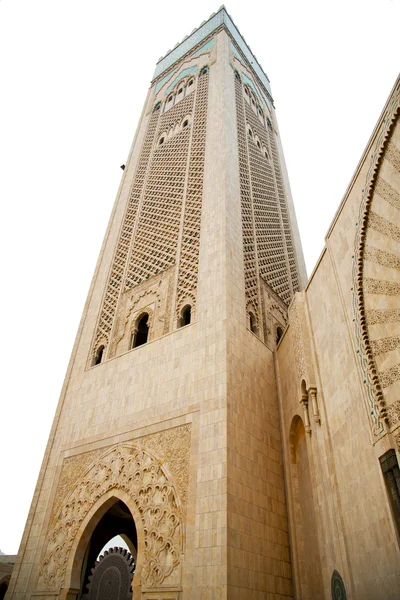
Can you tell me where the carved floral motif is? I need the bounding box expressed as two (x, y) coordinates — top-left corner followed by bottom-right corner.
(39, 428), (192, 592)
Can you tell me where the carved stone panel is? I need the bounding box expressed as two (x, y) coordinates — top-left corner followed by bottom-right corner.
(110, 268), (174, 357)
(353, 81), (400, 439)
(288, 293), (316, 388)
(39, 425), (192, 593)
(260, 278), (287, 349)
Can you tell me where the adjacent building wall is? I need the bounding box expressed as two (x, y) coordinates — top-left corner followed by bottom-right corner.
(276, 77), (400, 600)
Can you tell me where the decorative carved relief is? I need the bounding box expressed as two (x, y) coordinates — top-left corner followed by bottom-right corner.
(387, 400), (400, 427)
(260, 278), (287, 349)
(40, 425), (191, 592)
(90, 108), (161, 361)
(386, 140), (400, 170)
(365, 307), (400, 325)
(368, 211), (400, 243)
(288, 293), (320, 428)
(364, 277), (400, 296)
(90, 60), (209, 365)
(235, 73), (260, 317)
(289, 298), (306, 382)
(375, 177), (400, 211)
(124, 94), (194, 292)
(51, 448), (104, 525)
(364, 245), (400, 270)
(110, 270), (173, 357)
(234, 70), (300, 326)
(142, 424), (191, 515)
(379, 364), (400, 389)
(175, 68), (209, 318)
(370, 335), (400, 357)
(353, 80), (400, 437)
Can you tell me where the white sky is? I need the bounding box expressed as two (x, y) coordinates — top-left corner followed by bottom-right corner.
(0, 0), (399, 555)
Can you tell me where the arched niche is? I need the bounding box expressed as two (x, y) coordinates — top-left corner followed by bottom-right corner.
(0, 575), (10, 600)
(288, 415), (323, 599)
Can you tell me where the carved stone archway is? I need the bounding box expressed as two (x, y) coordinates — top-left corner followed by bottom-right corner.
(38, 444), (183, 596)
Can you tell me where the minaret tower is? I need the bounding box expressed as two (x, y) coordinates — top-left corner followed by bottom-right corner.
(8, 8), (306, 599)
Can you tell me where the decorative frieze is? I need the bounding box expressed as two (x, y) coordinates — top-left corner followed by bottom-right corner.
(352, 79), (400, 438)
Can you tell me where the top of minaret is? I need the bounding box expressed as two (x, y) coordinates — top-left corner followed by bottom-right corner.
(152, 6), (271, 96)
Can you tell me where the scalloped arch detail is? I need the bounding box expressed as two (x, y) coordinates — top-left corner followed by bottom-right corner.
(354, 82), (400, 438)
(38, 444), (183, 591)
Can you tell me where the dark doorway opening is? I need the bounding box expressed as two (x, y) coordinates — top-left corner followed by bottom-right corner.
(80, 500), (137, 600)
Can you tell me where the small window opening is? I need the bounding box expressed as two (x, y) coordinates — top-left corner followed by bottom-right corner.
(257, 140), (261, 149)
(267, 118), (272, 129)
(244, 87), (249, 95)
(276, 327), (283, 344)
(168, 95), (173, 102)
(249, 312), (257, 334)
(264, 149), (269, 159)
(181, 305), (191, 327)
(178, 87), (183, 94)
(133, 314), (149, 348)
(188, 79), (193, 86)
(93, 345), (105, 366)
(153, 102), (161, 112)
(159, 137), (165, 145)
(200, 66), (209, 76)
(183, 119), (189, 128)
(247, 127), (253, 138)
(380, 449), (400, 536)
(234, 71), (241, 81)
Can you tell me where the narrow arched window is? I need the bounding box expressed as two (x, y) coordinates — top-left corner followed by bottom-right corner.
(183, 119), (189, 128)
(247, 127), (253, 139)
(181, 305), (191, 327)
(256, 140), (261, 149)
(249, 312), (257, 334)
(93, 345), (105, 366)
(132, 314), (149, 348)
(188, 79), (193, 87)
(159, 136), (165, 145)
(276, 326), (283, 344)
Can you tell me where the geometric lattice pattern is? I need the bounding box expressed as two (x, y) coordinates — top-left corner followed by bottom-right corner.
(175, 69), (209, 314)
(235, 73), (300, 314)
(124, 93), (195, 290)
(90, 69), (209, 363)
(91, 108), (161, 356)
(234, 75), (261, 319)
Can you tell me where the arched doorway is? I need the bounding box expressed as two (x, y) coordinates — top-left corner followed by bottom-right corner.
(0, 577), (10, 600)
(79, 499), (137, 599)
